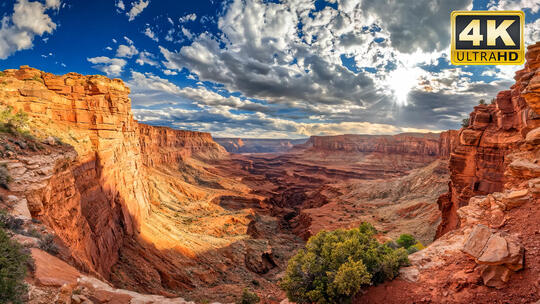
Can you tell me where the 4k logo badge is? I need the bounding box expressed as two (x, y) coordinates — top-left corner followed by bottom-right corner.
(451, 11), (524, 65)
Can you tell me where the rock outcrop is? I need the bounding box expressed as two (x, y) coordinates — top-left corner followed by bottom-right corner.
(357, 41), (540, 303)
(0, 66), (227, 280)
(139, 124), (226, 166)
(299, 133), (443, 156)
(436, 42), (540, 238)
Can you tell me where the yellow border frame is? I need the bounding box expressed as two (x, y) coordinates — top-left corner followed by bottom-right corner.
(450, 10), (524, 65)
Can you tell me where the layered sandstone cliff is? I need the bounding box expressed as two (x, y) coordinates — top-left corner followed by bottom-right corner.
(436, 45), (540, 237)
(299, 133), (443, 156)
(139, 124), (226, 166)
(0, 66), (227, 280)
(215, 137), (307, 153)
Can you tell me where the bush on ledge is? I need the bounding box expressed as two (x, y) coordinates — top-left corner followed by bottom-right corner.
(280, 223), (409, 304)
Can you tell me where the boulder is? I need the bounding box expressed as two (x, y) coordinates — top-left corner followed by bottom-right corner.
(501, 189), (530, 210)
(32, 248), (81, 287)
(462, 224), (491, 258)
(477, 234), (508, 264)
(479, 265), (511, 289)
(461, 225), (525, 288)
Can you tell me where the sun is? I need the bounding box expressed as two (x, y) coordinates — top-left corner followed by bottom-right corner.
(387, 66), (422, 106)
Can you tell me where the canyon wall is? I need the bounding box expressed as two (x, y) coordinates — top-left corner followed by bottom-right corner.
(436, 44), (540, 237)
(215, 137), (307, 153)
(0, 66), (226, 278)
(299, 132), (448, 156)
(139, 124), (226, 166)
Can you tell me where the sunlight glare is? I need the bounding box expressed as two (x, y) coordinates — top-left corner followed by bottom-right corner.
(387, 66), (422, 106)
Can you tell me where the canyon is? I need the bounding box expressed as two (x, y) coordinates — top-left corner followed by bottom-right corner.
(0, 41), (539, 304)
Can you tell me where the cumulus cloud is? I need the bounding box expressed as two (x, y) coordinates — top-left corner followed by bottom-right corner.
(116, 44), (138, 58)
(163, 69), (178, 75)
(359, 0), (471, 53)
(0, 0), (60, 60)
(488, 0), (540, 13)
(143, 26), (158, 42)
(127, 0), (149, 21)
(179, 13), (197, 23)
(136, 51), (159, 66)
(145, 0), (528, 137)
(128, 71), (269, 112)
(87, 56), (127, 77)
(115, 0), (125, 11)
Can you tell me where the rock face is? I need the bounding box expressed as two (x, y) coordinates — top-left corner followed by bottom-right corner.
(0, 66), (227, 279)
(439, 130), (459, 159)
(139, 124), (226, 166)
(436, 44), (540, 237)
(300, 133), (444, 156)
(215, 137), (307, 153)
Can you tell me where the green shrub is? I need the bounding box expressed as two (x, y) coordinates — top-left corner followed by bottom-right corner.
(0, 211), (23, 231)
(396, 234), (416, 249)
(38, 234), (59, 255)
(0, 106), (30, 137)
(407, 242), (425, 254)
(0, 164), (12, 189)
(478, 99), (486, 105)
(461, 118), (470, 128)
(280, 223), (409, 304)
(0, 227), (29, 304)
(236, 288), (260, 304)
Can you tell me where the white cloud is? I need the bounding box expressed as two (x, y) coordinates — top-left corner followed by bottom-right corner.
(105, 46), (113, 51)
(115, 0), (125, 11)
(0, 0), (59, 60)
(165, 28), (175, 42)
(128, 71), (269, 113)
(488, 0), (540, 13)
(127, 0), (149, 21)
(123, 36), (134, 45)
(136, 51), (159, 66)
(45, 0), (61, 10)
(179, 13), (197, 23)
(163, 69), (178, 75)
(116, 44), (138, 58)
(180, 27), (193, 40)
(143, 26), (158, 42)
(87, 56), (127, 77)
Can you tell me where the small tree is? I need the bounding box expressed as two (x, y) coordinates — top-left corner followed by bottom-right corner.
(0, 227), (30, 304)
(236, 288), (260, 304)
(461, 118), (470, 128)
(478, 99), (486, 105)
(396, 234), (416, 249)
(280, 223), (409, 304)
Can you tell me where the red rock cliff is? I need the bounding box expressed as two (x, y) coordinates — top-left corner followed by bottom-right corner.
(301, 132), (452, 157)
(0, 66), (226, 278)
(436, 43), (540, 237)
(138, 124), (226, 166)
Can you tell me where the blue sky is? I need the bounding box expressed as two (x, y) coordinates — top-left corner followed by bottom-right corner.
(1, 0), (539, 138)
